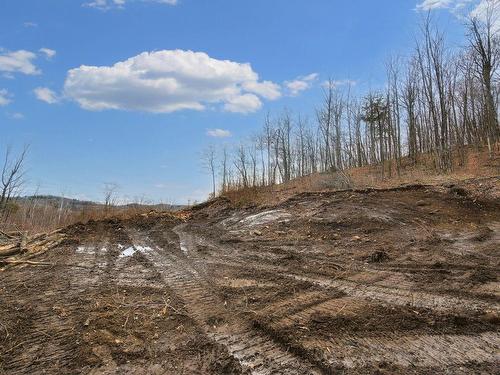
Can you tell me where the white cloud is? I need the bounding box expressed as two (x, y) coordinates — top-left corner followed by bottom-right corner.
(0, 89), (12, 106)
(34, 87), (59, 104)
(64, 49), (280, 114)
(223, 94), (262, 113)
(416, 0), (500, 29)
(84, 0), (177, 10)
(417, 0), (454, 10)
(285, 73), (319, 96)
(39, 48), (56, 59)
(206, 128), (232, 138)
(23, 22), (38, 28)
(0, 50), (40, 76)
(242, 80), (281, 100)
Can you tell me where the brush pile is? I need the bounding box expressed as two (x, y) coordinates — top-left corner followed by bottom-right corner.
(0, 229), (66, 270)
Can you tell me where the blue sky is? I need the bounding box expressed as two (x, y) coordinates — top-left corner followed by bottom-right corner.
(0, 0), (480, 204)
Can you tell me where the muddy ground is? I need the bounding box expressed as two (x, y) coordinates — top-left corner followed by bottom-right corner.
(1, 178), (499, 374)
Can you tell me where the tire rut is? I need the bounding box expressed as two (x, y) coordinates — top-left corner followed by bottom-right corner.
(289, 274), (500, 314)
(128, 225), (321, 375)
(308, 332), (500, 369)
(199, 257), (499, 315)
(177, 227), (499, 315)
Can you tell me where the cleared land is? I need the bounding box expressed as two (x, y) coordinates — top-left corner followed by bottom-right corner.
(1, 178), (499, 374)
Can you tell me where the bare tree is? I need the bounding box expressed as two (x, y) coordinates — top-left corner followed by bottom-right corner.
(468, 0), (500, 155)
(220, 145), (229, 193)
(103, 182), (119, 209)
(362, 93), (389, 178)
(402, 56), (420, 164)
(233, 144), (249, 188)
(317, 80), (335, 170)
(202, 145), (218, 198)
(416, 17), (453, 170)
(0, 145), (29, 217)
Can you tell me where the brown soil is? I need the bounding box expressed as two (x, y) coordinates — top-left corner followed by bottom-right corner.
(1, 177), (499, 374)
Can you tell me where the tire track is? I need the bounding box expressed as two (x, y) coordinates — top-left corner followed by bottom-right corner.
(129, 226), (321, 375)
(177, 226), (499, 316)
(289, 274), (500, 314)
(198, 256), (499, 315)
(1, 240), (110, 375)
(307, 332), (500, 369)
(255, 295), (500, 370)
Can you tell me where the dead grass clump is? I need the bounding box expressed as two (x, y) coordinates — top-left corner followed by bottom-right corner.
(222, 187), (270, 207)
(0, 202), (172, 235)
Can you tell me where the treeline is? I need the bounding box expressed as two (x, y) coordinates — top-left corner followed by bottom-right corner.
(203, 8), (499, 196)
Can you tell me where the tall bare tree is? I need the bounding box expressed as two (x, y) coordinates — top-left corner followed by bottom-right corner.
(0, 145), (28, 217)
(202, 145), (217, 197)
(468, 0), (500, 154)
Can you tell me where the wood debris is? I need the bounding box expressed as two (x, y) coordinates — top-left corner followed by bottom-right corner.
(0, 229), (66, 271)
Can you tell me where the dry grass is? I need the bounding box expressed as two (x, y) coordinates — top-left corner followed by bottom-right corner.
(347, 145), (499, 188)
(0, 203), (166, 235)
(222, 146), (500, 207)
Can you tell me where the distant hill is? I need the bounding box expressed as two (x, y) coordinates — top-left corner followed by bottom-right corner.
(16, 195), (98, 210)
(16, 195), (185, 212)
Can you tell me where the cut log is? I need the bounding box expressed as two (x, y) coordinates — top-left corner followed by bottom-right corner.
(0, 244), (20, 257)
(0, 230), (65, 270)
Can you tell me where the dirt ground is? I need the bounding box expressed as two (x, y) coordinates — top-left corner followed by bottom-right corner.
(1, 178), (499, 374)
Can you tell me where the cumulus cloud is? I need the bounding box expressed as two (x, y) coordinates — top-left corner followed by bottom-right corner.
(242, 80), (281, 100)
(63, 49), (281, 114)
(39, 48), (56, 59)
(223, 94), (262, 113)
(34, 87), (59, 104)
(0, 89), (12, 106)
(84, 0), (177, 10)
(0, 50), (40, 76)
(206, 128), (232, 138)
(285, 73), (319, 96)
